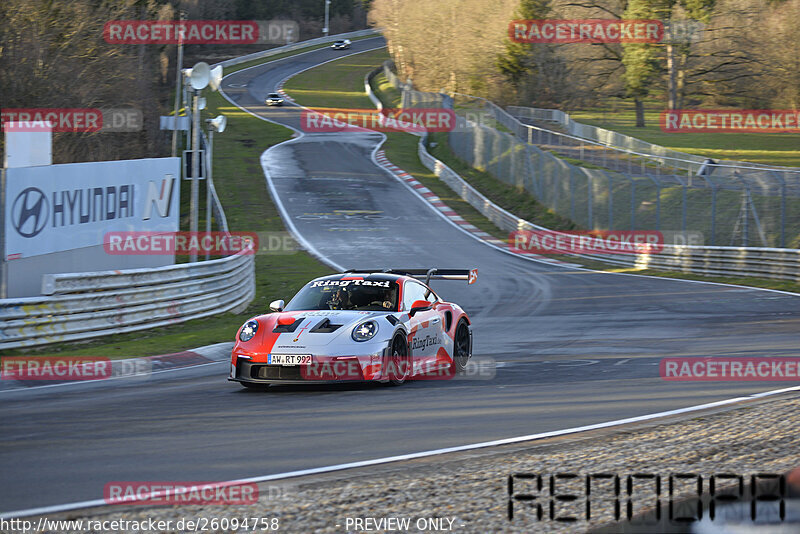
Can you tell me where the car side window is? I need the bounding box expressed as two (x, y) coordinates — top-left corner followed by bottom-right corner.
(402, 281), (437, 310)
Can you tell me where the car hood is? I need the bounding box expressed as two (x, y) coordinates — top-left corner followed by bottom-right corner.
(241, 309), (391, 351)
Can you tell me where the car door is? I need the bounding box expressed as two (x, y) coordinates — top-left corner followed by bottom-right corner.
(402, 280), (445, 374)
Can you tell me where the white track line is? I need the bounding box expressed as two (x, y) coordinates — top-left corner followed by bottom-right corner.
(3, 384), (798, 519)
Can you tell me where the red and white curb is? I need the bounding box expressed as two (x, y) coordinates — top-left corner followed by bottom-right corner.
(275, 80), (295, 103)
(373, 150), (572, 266)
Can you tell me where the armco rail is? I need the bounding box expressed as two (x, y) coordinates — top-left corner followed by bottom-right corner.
(214, 29), (378, 69)
(0, 31), (379, 349)
(0, 251), (254, 350)
(367, 64), (800, 283)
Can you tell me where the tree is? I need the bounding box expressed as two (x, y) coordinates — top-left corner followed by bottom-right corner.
(497, 0), (551, 88)
(621, 0), (667, 126)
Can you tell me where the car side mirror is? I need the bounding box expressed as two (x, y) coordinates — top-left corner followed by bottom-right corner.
(269, 299), (285, 312)
(409, 299), (432, 317)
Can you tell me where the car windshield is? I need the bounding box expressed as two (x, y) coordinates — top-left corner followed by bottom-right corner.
(268, 93), (280, 98)
(284, 279), (399, 312)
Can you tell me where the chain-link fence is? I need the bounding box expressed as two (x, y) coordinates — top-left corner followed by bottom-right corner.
(381, 61), (800, 248)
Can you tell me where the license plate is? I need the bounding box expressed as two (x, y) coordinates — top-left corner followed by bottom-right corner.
(268, 354), (312, 366)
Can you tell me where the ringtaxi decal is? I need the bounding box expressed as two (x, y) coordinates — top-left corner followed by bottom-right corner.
(310, 279), (392, 288)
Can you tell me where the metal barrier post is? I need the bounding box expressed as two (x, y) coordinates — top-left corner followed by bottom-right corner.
(0, 167), (6, 299)
(771, 170), (787, 247)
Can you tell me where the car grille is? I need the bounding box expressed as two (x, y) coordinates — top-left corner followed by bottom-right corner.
(251, 365), (303, 380)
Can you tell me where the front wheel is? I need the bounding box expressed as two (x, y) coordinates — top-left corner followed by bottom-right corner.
(388, 336), (410, 386)
(451, 320), (471, 374)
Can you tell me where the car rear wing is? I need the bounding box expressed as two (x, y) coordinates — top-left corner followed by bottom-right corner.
(344, 268), (478, 285)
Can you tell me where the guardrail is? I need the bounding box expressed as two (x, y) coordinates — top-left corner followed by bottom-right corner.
(0, 250), (255, 350)
(368, 64), (800, 283)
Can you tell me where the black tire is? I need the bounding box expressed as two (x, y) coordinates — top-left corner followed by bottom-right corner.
(451, 320), (471, 374)
(240, 382), (270, 390)
(388, 335), (410, 386)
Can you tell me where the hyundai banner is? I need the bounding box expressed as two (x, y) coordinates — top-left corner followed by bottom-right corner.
(4, 158), (180, 260)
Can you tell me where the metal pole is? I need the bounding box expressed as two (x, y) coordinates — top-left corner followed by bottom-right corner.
(0, 167), (6, 298)
(682, 184), (687, 233)
(569, 168), (575, 221)
(171, 10), (186, 157)
(656, 184), (661, 230)
(190, 89), (200, 262)
(205, 129), (213, 261)
(710, 186), (717, 246)
(323, 0), (330, 37)
(607, 172), (613, 230)
(586, 170), (593, 229)
(741, 191), (749, 247)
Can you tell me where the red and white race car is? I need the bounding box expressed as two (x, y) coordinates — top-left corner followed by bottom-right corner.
(228, 268), (476, 388)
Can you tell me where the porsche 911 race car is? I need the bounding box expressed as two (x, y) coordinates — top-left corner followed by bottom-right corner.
(228, 268), (477, 388)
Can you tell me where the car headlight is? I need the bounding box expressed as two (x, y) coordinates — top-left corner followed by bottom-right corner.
(352, 320), (378, 342)
(239, 320), (259, 342)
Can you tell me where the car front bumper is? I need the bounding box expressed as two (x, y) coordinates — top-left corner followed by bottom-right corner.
(230, 346), (391, 385)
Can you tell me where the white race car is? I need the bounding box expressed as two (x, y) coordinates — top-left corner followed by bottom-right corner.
(330, 39), (351, 50)
(229, 268), (477, 388)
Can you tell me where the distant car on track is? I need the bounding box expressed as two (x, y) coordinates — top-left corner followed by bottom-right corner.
(330, 39), (351, 50)
(229, 268), (477, 388)
(265, 92), (284, 106)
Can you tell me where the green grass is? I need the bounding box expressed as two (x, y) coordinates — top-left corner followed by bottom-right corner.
(570, 99), (800, 168)
(283, 48), (387, 109)
(374, 73), (401, 108)
(2, 49), (338, 359)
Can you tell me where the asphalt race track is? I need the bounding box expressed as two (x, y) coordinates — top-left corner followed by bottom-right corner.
(2, 36), (799, 515)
